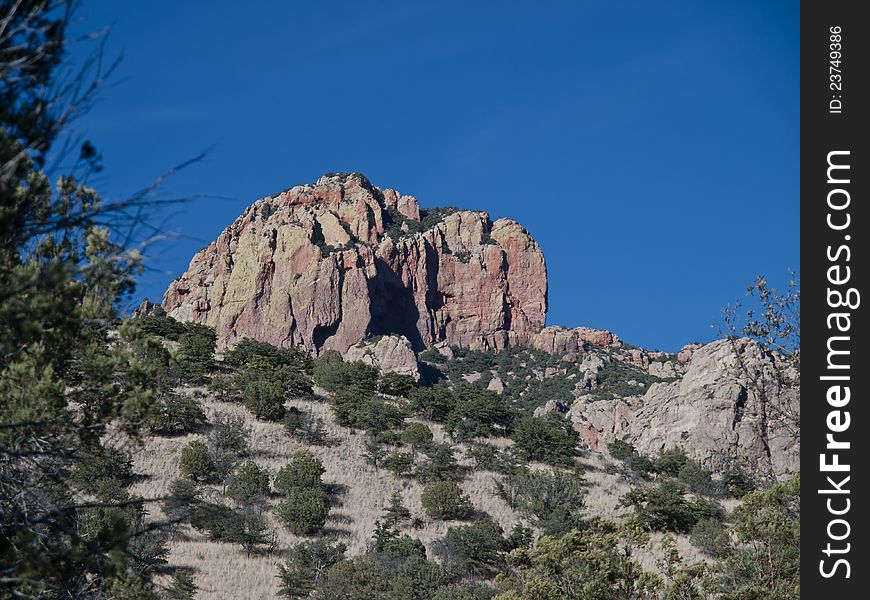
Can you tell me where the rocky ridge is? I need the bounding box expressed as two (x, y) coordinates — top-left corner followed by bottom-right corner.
(164, 173), (558, 356)
(159, 173), (799, 478)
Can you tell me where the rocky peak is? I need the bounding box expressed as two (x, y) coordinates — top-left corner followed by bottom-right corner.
(162, 174), (548, 356)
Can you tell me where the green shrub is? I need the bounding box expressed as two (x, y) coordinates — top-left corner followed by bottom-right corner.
(378, 371), (417, 397)
(147, 393), (207, 435)
(179, 440), (216, 482)
(495, 467), (585, 531)
(276, 540), (347, 599)
(241, 375), (286, 421)
(511, 416), (578, 465)
(382, 492), (411, 528)
(330, 385), (405, 433)
(372, 520), (426, 560)
(313, 351), (378, 392)
(721, 463), (756, 499)
(417, 442), (464, 482)
(677, 460), (721, 496)
(464, 442), (500, 471)
(190, 502), (241, 541)
(539, 506), (582, 537)
(652, 447), (689, 477)
(228, 460), (270, 507)
(165, 567), (198, 600)
(619, 480), (718, 533)
(492, 524), (661, 600)
(418, 347), (447, 364)
(224, 338), (312, 373)
(174, 323), (216, 382)
(421, 480), (474, 520)
(445, 383), (515, 440)
(274, 450), (325, 494)
(408, 385), (455, 422)
(209, 412), (251, 456)
(440, 518), (507, 576)
(382, 452), (414, 478)
(284, 407), (332, 446)
(275, 487), (330, 535)
(136, 314), (188, 340)
(70, 446), (133, 494)
(607, 439), (637, 461)
(401, 422), (434, 453)
(163, 478), (201, 522)
(690, 518), (730, 558)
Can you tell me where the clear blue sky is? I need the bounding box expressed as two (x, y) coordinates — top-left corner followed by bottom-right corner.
(69, 0), (798, 351)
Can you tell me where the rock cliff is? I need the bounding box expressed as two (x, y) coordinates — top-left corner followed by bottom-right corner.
(162, 173), (548, 355)
(564, 338), (799, 478)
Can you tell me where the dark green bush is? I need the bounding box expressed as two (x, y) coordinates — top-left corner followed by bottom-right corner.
(136, 314), (188, 340)
(440, 518), (507, 576)
(163, 478), (201, 520)
(313, 350), (378, 392)
(209, 412), (251, 456)
(275, 487), (330, 535)
(417, 443), (464, 482)
(511, 416), (578, 466)
(408, 385), (455, 422)
(382, 452), (414, 478)
(276, 540), (347, 599)
(284, 407), (332, 446)
(224, 338), (313, 373)
(372, 520), (426, 560)
(607, 439), (637, 461)
(421, 480), (474, 520)
(619, 480), (719, 533)
(70, 446), (133, 494)
(274, 450), (325, 493)
(379, 372), (417, 397)
(652, 447), (689, 477)
(147, 393), (206, 435)
(445, 383), (515, 441)
(228, 460), (270, 507)
(241, 376), (286, 421)
(400, 422), (433, 453)
(179, 440), (216, 482)
(174, 323), (217, 383)
(329, 385), (405, 433)
(690, 517), (731, 558)
(495, 467), (585, 531)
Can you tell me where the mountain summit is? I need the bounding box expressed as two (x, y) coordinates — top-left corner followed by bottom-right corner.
(163, 172), (560, 355)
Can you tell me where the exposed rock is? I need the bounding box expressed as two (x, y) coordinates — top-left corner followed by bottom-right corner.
(568, 338), (799, 478)
(513, 325), (620, 355)
(162, 173), (547, 356)
(677, 342), (703, 365)
(345, 335), (420, 380)
(487, 376), (504, 394)
(132, 298), (165, 319)
(433, 342), (454, 360)
(647, 361), (676, 379)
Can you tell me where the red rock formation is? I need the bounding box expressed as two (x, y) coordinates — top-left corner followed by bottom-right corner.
(162, 173), (548, 355)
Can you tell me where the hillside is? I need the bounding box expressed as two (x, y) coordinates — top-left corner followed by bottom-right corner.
(116, 305), (797, 599)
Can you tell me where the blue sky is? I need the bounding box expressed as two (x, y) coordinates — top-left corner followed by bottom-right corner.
(68, 0), (798, 351)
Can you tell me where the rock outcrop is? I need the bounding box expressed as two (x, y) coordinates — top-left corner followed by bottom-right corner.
(344, 335), (420, 381)
(163, 173), (547, 355)
(567, 338), (800, 478)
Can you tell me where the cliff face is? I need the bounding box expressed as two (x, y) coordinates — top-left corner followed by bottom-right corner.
(564, 338), (799, 479)
(162, 173), (548, 355)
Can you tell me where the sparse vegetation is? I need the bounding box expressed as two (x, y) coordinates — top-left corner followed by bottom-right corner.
(421, 480), (474, 520)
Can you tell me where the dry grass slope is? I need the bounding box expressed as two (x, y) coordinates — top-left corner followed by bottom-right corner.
(124, 386), (707, 599)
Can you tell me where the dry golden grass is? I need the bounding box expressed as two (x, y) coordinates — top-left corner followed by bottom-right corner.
(126, 390), (530, 599)
(123, 387), (716, 598)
